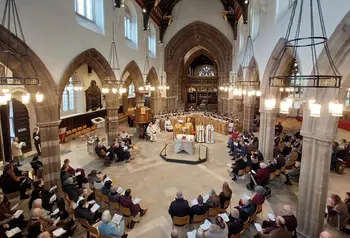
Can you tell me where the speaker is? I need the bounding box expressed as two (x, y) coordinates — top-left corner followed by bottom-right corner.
(88, 66), (92, 74)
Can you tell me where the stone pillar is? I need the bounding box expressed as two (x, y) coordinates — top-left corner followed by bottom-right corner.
(258, 109), (276, 160)
(37, 120), (61, 191)
(105, 93), (119, 145)
(296, 134), (333, 237)
(243, 96), (255, 132)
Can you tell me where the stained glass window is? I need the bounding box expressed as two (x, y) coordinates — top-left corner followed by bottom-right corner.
(198, 65), (215, 77)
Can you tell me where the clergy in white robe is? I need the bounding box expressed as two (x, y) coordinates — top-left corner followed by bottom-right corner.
(205, 123), (215, 144)
(228, 120), (234, 134)
(164, 117), (173, 132)
(146, 122), (157, 142)
(196, 124), (205, 143)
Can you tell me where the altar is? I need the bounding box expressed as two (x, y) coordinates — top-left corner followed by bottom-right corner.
(174, 134), (195, 155)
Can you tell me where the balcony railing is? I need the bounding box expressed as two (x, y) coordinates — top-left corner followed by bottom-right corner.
(186, 76), (218, 86)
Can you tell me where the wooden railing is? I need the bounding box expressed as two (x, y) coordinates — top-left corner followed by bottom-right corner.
(186, 76), (218, 86)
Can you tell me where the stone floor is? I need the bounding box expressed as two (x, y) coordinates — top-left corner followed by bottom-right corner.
(1, 123), (349, 237)
(56, 124), (350, 238)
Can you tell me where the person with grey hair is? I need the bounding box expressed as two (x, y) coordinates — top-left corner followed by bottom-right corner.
(259, 216), (292, 238)
(109, 186), (121, 203)
(284, 161), (301, 185)
(190, 195), (209, 219)
(28, 208), (55, 232)
(168, 190), (190, 219)
(196, 228), (205, 238)
(63, 176), (79, 202)
(238, 198), (256, 222)
(206, 189), (220, 208)
(98, 210), (127, 238)
(262, 205), (297, 233)
(227, 208), (243, 236)
(319, 231), (332, 238)
(170, 229), (179, 238)
(205, 216), (228, 238)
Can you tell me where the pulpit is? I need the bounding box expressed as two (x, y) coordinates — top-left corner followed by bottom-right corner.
(135, 107), (153, 138)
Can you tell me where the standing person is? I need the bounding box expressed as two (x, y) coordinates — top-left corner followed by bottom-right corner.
(33, 127), (41, 156)
(11, 137), (25, 166)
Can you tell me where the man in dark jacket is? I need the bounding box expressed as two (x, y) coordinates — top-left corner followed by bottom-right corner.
(113, 142), (131, 162)
(190, 195), (208, 219)
(168, 190), (190, 219)
(32, 127), (41, 156)
(230, 156), (247, 181)
(75, 200), (100, 225)
(227, 208), (243, 236)
(248, 163), (271, 190)
(63, 177), (79, 202)
(275, 152), (286, 170)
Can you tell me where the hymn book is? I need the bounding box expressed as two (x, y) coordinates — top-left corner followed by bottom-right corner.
(52, 228), (66, 237)
(200, 219), (211, 231)
(267, 213), (275, 221)
(90, 203), (100, 213)
(187, 230), (197, 238)
(12, 210), (23, 219)
(112, 214), (123, 225)
(75, 171), (81, 176)
(254, 223), (263, 232)
(218, 213), (229, 222)
(88, 200), (96, 204)
(5, 227), (21, 237)
(133, 198), (141, 204)
(203, 195), (209, 203)
(51, 208), (59, 216)
(49, 185), (57, 192)
(53, 217), (60, 226)
(117, 187), (123, 193)
(10, 203), (18, 211)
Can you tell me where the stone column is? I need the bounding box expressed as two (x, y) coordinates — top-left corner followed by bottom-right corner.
(37, 120), (61, 191)
(105, 93), (119, 145)
(296, 134), (333, 238)
(243, 96), (255, 132)
(258, 109), (276, 160)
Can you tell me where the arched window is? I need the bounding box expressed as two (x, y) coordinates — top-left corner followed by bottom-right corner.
(148, 24), (156, 58)
(61, 78), (75, 111)
(75, 0), (95, 21)
(198, 65), (215, 77)
(346, 91), (350, 107)
(128, 83), (135, 98)
(124, 2), (138, 49)
(239, 22), (245, 53)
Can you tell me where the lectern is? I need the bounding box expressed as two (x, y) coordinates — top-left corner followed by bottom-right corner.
(134, 107), (153, 138)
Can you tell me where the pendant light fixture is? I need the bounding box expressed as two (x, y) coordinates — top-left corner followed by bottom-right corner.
(267, 0), (342, 117)
(280, 99), (290, 114)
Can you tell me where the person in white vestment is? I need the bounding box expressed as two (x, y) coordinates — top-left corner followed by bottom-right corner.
(146, 122), (157, 142)
(196, 124), (205, 143)
(205, 123), (215, 144)
(228, 120), (234, 134)
(164, 117), (174, 132)
(153, 120), (161, 140)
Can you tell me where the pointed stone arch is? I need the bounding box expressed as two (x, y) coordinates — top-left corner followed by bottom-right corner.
(164, 21), (232, 110)
(59, 48), (115, 105)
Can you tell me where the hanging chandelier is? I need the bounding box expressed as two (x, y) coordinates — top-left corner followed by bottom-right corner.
(266, 0), (342, 117)
(102, 2), (126, 95)
(0, 0), (43, 105)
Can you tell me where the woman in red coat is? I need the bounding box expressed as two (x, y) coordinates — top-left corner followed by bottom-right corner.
(119, 189), (147, 228)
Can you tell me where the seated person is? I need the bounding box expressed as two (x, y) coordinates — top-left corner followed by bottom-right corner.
(227, 208), (243, 236)
(28, 208), (56, 232)
(204, 216), (228, 238)
(63, 177), (79, 202)
(121, 130), (132, 145)
(258, 216), (292, 238)
(60, 164), (72, 186)
(98, 210), (126, 238)
(190, 195), (208, 219)
(95, 142), (113, 166)
(284, 161), (301, 185)
(63, 159), (75, 175)
(0, 191), (27, 231)
(31, 199), (55, 224)
(102, 180), (112, 196)
(113, 143), (131, 163)
(109, 186), (121, 203)
(248, 163), (271, 190)
(120, 189), (147, 218)
(286, 148), (299, 168)
(74, 188), (95, 209)
(219, 182), (232, 208)
(251, 154), (260, 171)
(262, 205), (297, 233)
(274, 152), (286, 170)
(0, 164), (30, 199)
(206, 189), (220, 208)
(29, 179), (45, 209)
(237, 199), (256, 222)
(252, 186), (266, 206)
(319, 231), (332, 238)
(27, 222), (44, 238)
(87, 170), (100, 186)
(93, 175), (104, 190)
(327, 194), (349, 231)
(30, 156), (43, 178)
(168, 190), (190, 219)
(75, 200), (100, 225)
(282, 142), (292, 156)
(250, 137), (259, 152)
(63, 159), (88, 188)
(164, 117), (174, 132)
(229, 156), (247, 181)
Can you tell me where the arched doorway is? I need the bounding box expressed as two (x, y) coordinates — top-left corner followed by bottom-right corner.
(164, 21), (232, 111)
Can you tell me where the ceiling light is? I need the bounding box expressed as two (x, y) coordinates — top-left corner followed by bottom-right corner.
(265, 97), (276, 110)
(308, 96), (316, 109)
(0, 96), (7, 105)
(256, 90), (261, 97)
(36, 92), (44, 103)
(280, 88), (284, 92)
(331, 101), (343, 117)
(112, 88), (117, 94)
(245, 0), (249, 4)
(280, 99), (290, 114)
(143, 8), (146, 13)
(22, 93), (30, 104)
(310, 102), (321, 117)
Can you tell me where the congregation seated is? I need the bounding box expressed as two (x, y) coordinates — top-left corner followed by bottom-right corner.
(284, 161), (301, 185)
(168, 190), (190, 219)
(274, 152), (286, 170)
(227, 208), (243, 236)
(63, 159), (87, 188)
(0, 164), (31, 200)
(190, 195), (208, 218)
(205, 216), (228, 238)
(219, 182), (232, 208)
(60, 164), (73, 186)
(74, 188), (95, 209)
(326, 194), (349, 231)
(119, 189), (148, 217)
(29, 179), (45, 209)
(63, 177), (79, 202)
(75, 200), (100, 225)
(121, 129), (132, 146)
(31, 199), (55, 224)
(28, 208), (56, 232)
(30, 156), (43, 179)
(98, 210), (127, 238)
(252, 186), (266, 206)
(229, 155), (247, 181)
(258, 216), (292, 238)
(206, 189), (220, 208)
(95, 142), (113, 166)
(248, 163), (271, 190)
(113, 142), (132, 163)
(87, 169), (100, 186)
(102, 180), (113, 196)
(108, 186), (121, 203)
(262, 205), (297, 233)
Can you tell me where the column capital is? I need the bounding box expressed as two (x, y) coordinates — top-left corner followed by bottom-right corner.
(36, 120), (61, 128)
(301, 131), (335, 143)
(259, 108), (277, 116)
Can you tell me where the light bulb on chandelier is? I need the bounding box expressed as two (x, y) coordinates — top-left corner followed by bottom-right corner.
(256, 90), (261, 97)
(36, 92), (44, 103)
(280, 99), (290, 114)
(331, 100), (343, 117)
(22, 93), (30, 104)
(310, 102), (321, 117)
(308, 96), (316, 109)
(264, 97), (276, 110)
(0, 96), (7, 105)
(4, 93), (11, 101)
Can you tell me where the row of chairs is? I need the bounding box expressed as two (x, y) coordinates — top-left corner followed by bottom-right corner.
(65, 125), (97, 141)
(236, 166), (286, 181)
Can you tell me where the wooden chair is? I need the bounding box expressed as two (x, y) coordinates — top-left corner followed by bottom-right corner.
(173, 215), (190, 227)
(100, 194), (111, 209)
(238, 169), (245, 176)
(65, 193), (75, 216)
(222, 200), (231, 211)
(230, 234), (240, 238)
(99, 235), (112, 238)
(111, 202), (120, 211)
(275, 169), (281, 176)
(281, 166), (286, 173)
(256, 204), (263, 214)
(208, 207), (221, 218)
(82, 125), (88, 129)
(192, 213), (207, 224)
(249, 210), (258, 223)
(242, 216), (250, 232)
(79, 219), (99, 238)
(72, 128), (77, 133)
(77, 127), (83, 131)
(120, 205), (132, 217)
(91, 125), (97, 131)
(82, 129), (87, 135)
(270, 172), (276, 180)
(94, 189), (102, 204)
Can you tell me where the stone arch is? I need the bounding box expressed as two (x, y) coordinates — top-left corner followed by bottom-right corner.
(147, 67), (159, 97)
(244, 57), (260, 82)
(164, 21), (232, 109)
(59, 48), (115, 106)
(184, 47), (218, 76)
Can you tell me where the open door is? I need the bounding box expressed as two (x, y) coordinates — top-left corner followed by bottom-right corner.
(0, 104), (10, 162)
(12, 99), (32, 153)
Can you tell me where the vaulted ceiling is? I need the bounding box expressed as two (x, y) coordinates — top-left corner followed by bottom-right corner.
(133, 0), (249, 42)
